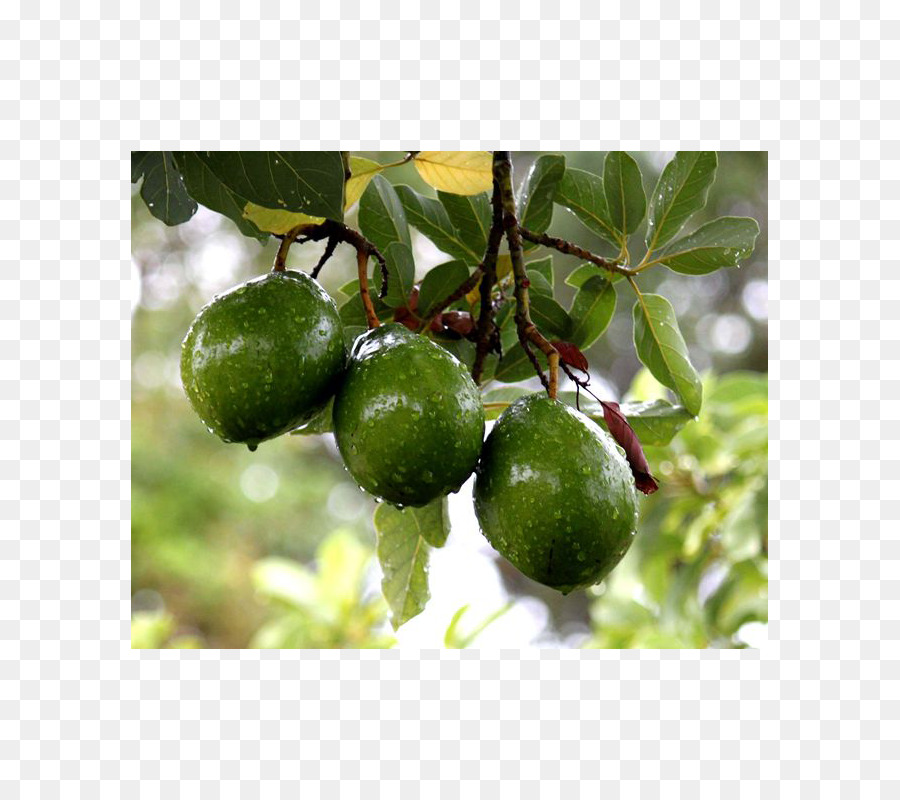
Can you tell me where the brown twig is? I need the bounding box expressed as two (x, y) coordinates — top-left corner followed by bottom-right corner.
(273, 219), (386, 325)
(518, 227), (637, 278)
(310, 235), (339, 280)
(471, 178), (505, 383)
(494, 152), (559, 399)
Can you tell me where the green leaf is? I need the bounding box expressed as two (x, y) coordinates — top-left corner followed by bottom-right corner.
(645, 151), (718, 252)
(565, 263), (601, 288)
(358, 174), (412, 254)
(289, 398), (334, 436)
(173, 152), (266, 240)
(482, 386), (531, 420)
(526, 269), (553, 296)
(655, 216), (760, 275)
(193, 151), (345, 221)
(554, 168), (620, 247)
(417, 260), (471, 317)
(518, 154), (565, 247)
(560, 394), (693, 446)
(374, 499), (449, 630)
(338, 279), (360, 297)
(603, 151), (646, 236)
(632, 294), (702, 416)
(568, 275), (616, 349)
(437, 191), (491, 257)
(339, 293), (389, 328)
(529, 294), (572, 340)
(132, 151), (198, 226)
(375, 241), (416, 308)
(395, 185), (481, 263)
(494, 343), (542, 383)
(527, 255), (553, 286)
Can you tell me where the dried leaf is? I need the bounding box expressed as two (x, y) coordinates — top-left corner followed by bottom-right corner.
(598, 400), (659, 494)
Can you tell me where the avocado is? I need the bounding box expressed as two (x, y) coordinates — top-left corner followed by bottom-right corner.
(474, 393), (638, 593)
(333, 324), (485, 506)
(181, 270), (346, 449)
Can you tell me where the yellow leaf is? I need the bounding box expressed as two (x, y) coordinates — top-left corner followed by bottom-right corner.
(465, 255), (513, 305)
(242, 202), (324, 235)
(414, 151), (493, 195)
(345, 156), (384, 211)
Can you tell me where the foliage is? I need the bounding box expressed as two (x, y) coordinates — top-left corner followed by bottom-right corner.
(132, 150), (765, 642)
(249, 530), (394, 648)
(131, 612), (203, 649)
(585, 369), (768, 648)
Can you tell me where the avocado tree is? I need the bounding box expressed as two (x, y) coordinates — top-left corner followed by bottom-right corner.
(132, 150), (760, 631)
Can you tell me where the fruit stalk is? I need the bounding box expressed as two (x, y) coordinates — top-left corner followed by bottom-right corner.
(493, 151), (559, 399)
(356, 248), (381, 328)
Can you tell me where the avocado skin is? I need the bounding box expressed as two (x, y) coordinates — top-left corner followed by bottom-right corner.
(181, 270), (346, 448)
(474, 393), (638, 593)
(333, 324), (485, 507)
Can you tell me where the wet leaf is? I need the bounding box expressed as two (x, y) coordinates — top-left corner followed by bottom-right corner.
(133, 151), (197, 226)
(417, 261), (472, 318)
(656, 216), (760, 275)
(554, 167), (621, 247)
(596, 400), (658, 494)
(603, 151), (646, 236)
(632, 294), (702, 416)
(359, 174), (412, 253)
(438, 191), (491, 256)
(645, 151), (717, 252)
(345, 156), (383, 211)
(518, 154), (565, 246)
(396, 186), (482, 263)
(568, 275), (616, 349)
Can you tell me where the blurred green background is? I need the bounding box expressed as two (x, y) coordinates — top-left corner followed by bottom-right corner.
(131, 151), (767, 649)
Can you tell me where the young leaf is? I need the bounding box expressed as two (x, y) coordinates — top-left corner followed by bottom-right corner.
(375, 241), (416, 309)
(568, 275), (616, 349)
(359, 175), (412, 253)
(655, 216), (760, 275)
(132, 151), (197, 226)
(345, 156), (384, 211)
(414, 151), (493, 195)
(595, 400), (658, 494)
(241, 203), (324, 235)
(173, 152), (265, 240)
(554, 168), (621, 247)
(528, 294), (572, 340)
(193, 151), (345, 221)
(645, 151), (718, 252)
(374, 499), (449, 630)
(395, 186), (482, 263)
(632, 294), (702, 416)
(603, 151), (646, 236)
(417, 260), (471, 317)
(518, 154), (566, 245)
(437, 191), (491, 256)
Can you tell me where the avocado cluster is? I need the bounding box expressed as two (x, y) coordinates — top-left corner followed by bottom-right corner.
(181, 271), (638, 592)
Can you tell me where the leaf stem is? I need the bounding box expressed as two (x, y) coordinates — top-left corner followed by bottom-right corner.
(494, 152), (559, 399)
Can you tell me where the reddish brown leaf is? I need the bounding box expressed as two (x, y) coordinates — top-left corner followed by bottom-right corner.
(441, 310), (475, 337)
(599, 400), (659, 495)
(553, 340), (589, 374)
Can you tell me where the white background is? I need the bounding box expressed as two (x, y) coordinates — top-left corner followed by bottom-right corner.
(3, 1), (894, 796)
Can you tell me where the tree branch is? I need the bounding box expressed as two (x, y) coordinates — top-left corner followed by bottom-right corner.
(518, 227), (637, 278)
(494, 152), (559, 399)
(471, 178), (505, 383)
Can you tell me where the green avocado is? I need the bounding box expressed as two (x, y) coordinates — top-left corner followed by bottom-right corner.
(181, 270), (346, 449)
(333, 324), (485, 507)
(474, 393), (638, 593)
